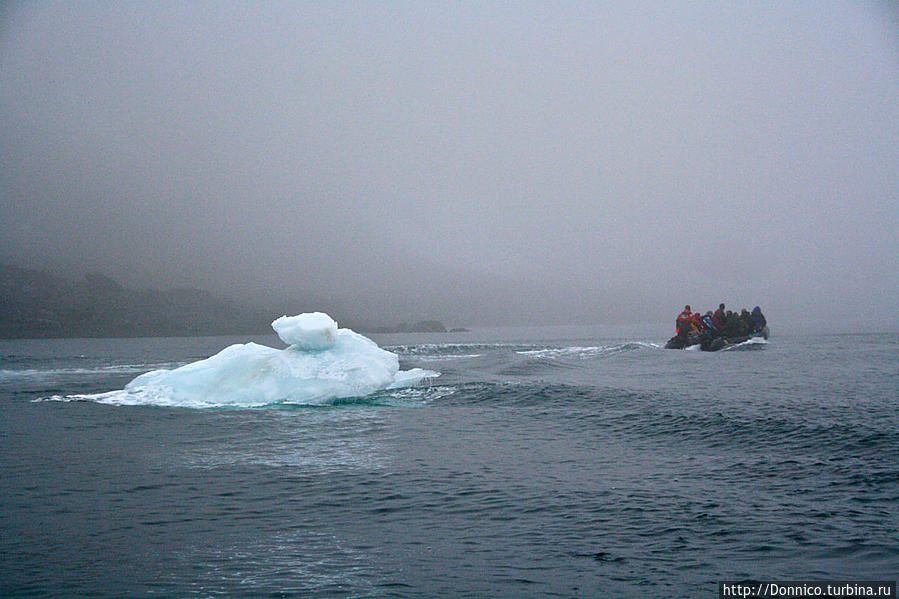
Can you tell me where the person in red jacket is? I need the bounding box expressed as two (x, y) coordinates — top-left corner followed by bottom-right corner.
(676, 305), (692, 336)
(713, 303), (726, 329)
(688, 311), (704, 332)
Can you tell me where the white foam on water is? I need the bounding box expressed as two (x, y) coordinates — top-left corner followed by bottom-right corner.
(413, 354), (484, 362)
(722, 337), (769, 351)
(517, 342), (661, 359)
(2, 362), (185, 382)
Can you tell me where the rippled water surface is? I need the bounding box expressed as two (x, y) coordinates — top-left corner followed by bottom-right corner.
(1, 328), (897, 597)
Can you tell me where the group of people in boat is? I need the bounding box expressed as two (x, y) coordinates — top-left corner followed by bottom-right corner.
(667, 303), (768, 350)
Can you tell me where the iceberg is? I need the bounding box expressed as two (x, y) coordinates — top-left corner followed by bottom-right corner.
(271, 312), (338, 350)
(115, 312), (437, 408)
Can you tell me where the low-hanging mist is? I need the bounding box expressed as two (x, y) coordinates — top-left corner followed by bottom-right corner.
(2, 3), (897, 331)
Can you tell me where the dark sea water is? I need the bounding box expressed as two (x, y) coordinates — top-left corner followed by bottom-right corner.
(2, 327), (897, 597)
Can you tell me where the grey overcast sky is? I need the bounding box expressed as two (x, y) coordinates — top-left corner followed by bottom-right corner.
(1, 1), (897, 329)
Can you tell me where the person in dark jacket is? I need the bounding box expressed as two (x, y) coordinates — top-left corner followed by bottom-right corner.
(725, 311), (746, 337)
(750, 306), (767, 332)
(740, 309), (754, 333)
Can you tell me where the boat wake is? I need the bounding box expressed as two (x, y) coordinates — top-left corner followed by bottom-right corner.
(721, 337), (768, 351)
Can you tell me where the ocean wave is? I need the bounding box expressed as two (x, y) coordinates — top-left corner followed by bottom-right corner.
(386, 342), (537, 356)
(615, 408), (899, 456)
(0, 362), (185, 381)
(36, 380), (452, 410)
(431, 381), (639, 408)
(517, 341), (661, 359)
(375, 385), (458, 405)
(412, 353), (484, 362)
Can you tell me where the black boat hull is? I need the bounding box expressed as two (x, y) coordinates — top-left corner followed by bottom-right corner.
(665, 326), (769, 351)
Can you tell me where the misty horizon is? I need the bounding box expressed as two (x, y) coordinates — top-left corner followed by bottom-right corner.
(2, 2), (897, 331)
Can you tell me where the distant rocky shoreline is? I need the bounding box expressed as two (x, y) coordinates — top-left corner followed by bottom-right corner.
(367, 321), (467, 334)
(0, 264), (463, 339)
(0, 264), (271, 339)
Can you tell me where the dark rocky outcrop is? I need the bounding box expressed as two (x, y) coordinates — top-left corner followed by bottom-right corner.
(0, 264), (271, 338)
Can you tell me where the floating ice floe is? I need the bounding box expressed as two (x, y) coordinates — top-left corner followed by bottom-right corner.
(77, 312), (438, 408)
